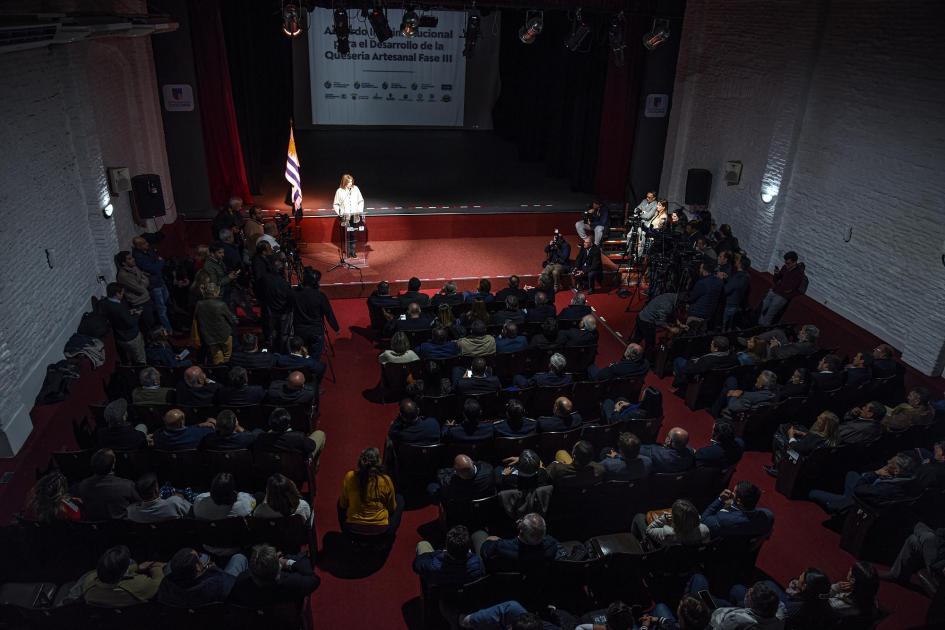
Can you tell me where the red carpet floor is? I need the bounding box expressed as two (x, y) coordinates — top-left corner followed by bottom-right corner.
(310, 288), (930, 629)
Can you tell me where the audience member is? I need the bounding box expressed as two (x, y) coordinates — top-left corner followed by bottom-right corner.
(229, 544), (320, 606)
(414, 525), (485, 587)
(764, 324), (819, 360)
(132, 235), (172, 332)
(639, 594), (710, 630)
(546, 440), (604, 489)
(686, 262), (723, 327)
(572, 236), (602, 293)
(388, 398), (441, 444)
(536, 397), (583, 433)
(26, 471), (81, 523)
(338, 447), (404, 539)
(632, 499), (711, 550)
(768, 411), (840, 474)
(200, 409), (260, 450)
(514, 353), (571, 389)
(529, 317), (566, 350)
(144, 327), (191, 368)
(759, 250), (807, 325)
(457, 319), (497, 357)
(70, 545), (164, 607)
(525, 291), (556, 323)
(429, 454), (495, 502)
(367, 281), (401, 330)
(126, 474), (191, 523)
(132, 367), (175, 405)
(416, 326), (460, 359)
(719, 370), (779, 419)
(453, 357), (501, 396)
(722, 256), (751, 330)
(808, 453), (919, 514)
(870, 344), (897, 379)
(384, 302), (434, 337)
(495, 275), (528, 305)
(736, 336), (767, 367)
(475, 513), (561, 573)
(492, 295), (526, 325)
(493, 399), (537, 438)
(100, 282), (145, 364)
(701, 480), (774, 538)
(442, 399), (496, 444)
(230, 333), (276, 369)
(96, 398), (148, 451)
(266, 370), (316, 405)
(599, 432), (651, 481)
(495, 321), (528, 353)
(640, 428), (695, 473)
(193, 281), (238, 364)
(843, 351), (873, 388)
(153, 408), (215, 451)
(193, 472), (256, 520)
(830, 562), (879, 620)
(432, 281), (464, 308)
(157, 547), (247, 607)
(378, 331), (420, 365)
(495, 449), (550, 492)
(883, 387), (934, 430)
(558, 293), (592, 322)
(589, 343), (649, 381)
(254, 407), (327, 465)
(880, 522), (945, 587)
(837, 402), (885, 445)
(77, 449), (140, 520)
(695, 421), (745, 468)
(464, 278), (495, 303)
(563, 314), (599, 347)
(778, 368), (810, 398)
(276, 336), (327, 381)
(672, 336), (737, 388)
(218, 367), (265, 406)
(175, 366), (220, 407)
(809, 354), (844, 392)
(399, 277), (430, 308)
(253, 474), (312, 523)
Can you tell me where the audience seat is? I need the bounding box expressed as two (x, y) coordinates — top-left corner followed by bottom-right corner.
(579, 424), (619, 453)
(537, 427), (584, 464)
(571, 380), (605, 421)
(648, 470), (698, 510)
(380, 361), (421, 403)
(151, 449), (206, 488)
(493, 434), (540, 461)
(494, 351), (527, 386)
(559, 345), (597, 375)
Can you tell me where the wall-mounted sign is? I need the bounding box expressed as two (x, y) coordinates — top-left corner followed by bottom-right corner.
(162, 84), (194, 112)
(644, 93), (669, 118)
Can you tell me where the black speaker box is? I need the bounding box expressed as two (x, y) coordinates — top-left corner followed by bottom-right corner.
(131, 174), (166, 219)
(685, 169), (712, 206)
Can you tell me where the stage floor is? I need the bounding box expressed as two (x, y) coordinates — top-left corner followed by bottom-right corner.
(256, 128), (591, 215)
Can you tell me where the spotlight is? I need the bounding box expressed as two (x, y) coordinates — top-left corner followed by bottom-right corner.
(463, 8), (481, 57)
(368, 7), (393, 43)
(608, 12), (626, 66)
(281, 2), (305, 38)
(518, 11), (543, 45)
(401, 6), (419, 38)
(642, 18), (671, 50)
(564, 8), (590, 52)
(333, 8), (350, 54)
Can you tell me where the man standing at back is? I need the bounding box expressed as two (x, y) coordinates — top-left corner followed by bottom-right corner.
(759, 251), (807, 325)
(133, 235), (172, 333)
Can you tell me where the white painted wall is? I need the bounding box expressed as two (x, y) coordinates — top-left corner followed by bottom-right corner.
(0, 3), (175, 456)
(662, 0), (945, 375)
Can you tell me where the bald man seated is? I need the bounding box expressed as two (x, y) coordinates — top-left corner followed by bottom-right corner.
(175, 366), (220, 407)
(639, 427), (695, 473)
(588, 343), (650, 381)
(266, 370), (316, 406)
(152, 408), (216, 451)
(427, 455), (495, 503)
(536, 397), (584, 433)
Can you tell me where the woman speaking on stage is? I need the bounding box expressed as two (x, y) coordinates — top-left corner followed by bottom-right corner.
(333, 174), (364, 259)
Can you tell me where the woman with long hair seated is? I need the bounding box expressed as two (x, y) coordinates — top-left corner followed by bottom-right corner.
(253, 473), (312, 525)
(767, 410), (840, 475)
(736, 336), (767, 366)
(462, 299), (490, 328)
(25, 471), (81, 523)
(631, 499), (711, 551)
(378, 331), (419, 365)
(338, 447), (404, 540)
(829, 561), (879, 621)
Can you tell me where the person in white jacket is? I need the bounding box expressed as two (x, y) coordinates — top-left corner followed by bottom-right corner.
(333, 173), (364, 258)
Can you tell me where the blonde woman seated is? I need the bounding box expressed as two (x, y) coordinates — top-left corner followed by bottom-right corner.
(631, 499), (711, 551)
(253, 473), (312, 525)
(338, 447), (404, 540)
(378, 331), (419, 365)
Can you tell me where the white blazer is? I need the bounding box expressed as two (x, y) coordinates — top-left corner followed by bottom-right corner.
(333, 185), (364, 220)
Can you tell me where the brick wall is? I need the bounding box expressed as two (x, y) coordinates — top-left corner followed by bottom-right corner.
(0, 4), (175, 455)
(662, 0), (945, 376)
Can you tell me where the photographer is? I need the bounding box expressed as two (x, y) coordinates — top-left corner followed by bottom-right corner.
(575, 200), (609, 245)
(256, 258), (293, 352)
(293, 267), (339, 360)
(543, 231), (572, 291)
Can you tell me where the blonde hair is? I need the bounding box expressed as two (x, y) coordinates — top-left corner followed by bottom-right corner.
(196, 245), (210, 262)
(339, 174), (354, 188)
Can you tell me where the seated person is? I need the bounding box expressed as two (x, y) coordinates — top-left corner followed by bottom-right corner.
(69, 545), (165, 607)
(25, 471), (80, 523)
(767, 411), (840, 473)
(457, 319), (497, 357)
(736, 336), (768, 366)
(475, 513), (561, 573)
(145, 327), (192, 368)
(672, 336), (738, 388)
(546, 440), (605, 489)
(95, 398), (147, 451)
(838, 402), (885, 445)
(464, 278), (495, 303)
(638, 596), (711, 630)
(809, 454), (920, 514)
(132, 367), (174, 405)
(416, 326), (460, 359)
(253, 474), (313, 522)
(589, 342), (649, 381)
(441, 399), (496, 444)
(870, 343), (898, 379)
(366, 280), (401, 330)
(217, 366), (265, 406)
(153, 408), (216, 451)
(631, 499), (711, 550)
(536, 396), (584, 432)
(388, 398), (441, 444)
(525, 291), (556, 323)
(76, 449), (140, 520)
(431, 280), (465, 308)
(193, 472), (256, 520)
(694, 421), (744, 468)
(701, 480), (774, 538)
(414, 525), (485, 588)
(229, 333), (275, 369)
(600, 386), (663, 424)
(810, 354), (845, 393)
(266, 370), (316, 405)
(916, 440), (945, 489)
(557, 292), (592, 322)
(883, 387), (934, 430)
(562, 314), (599, 347)
(126, 474), (192, 523)
(493, 399), (537, 438)
(229, 544), (320, 606)
(253, 407), (327, 465)
(494, 449), (550, 491)
(428, 454), (495, 503)
(491, 295), (526, 326)
(157, 547), (247, 607)
(384, 302), (434, 337)
(275, 336), (327, 381)
(599, 432), (651, 481)
(175, 366), (220, 407)
(513, 352), (572, 389)
(778, 368), (810, 399)
(200, 409), (261, 450)
(844, 351), (874, 388)
(691, 577), (785, 630)
(881, 523), (945, 588)
(718, 370), (779, 420)
(495, 275), (528, 305)
(764, 324), (820, 360)
(528, 317), (566, 350)
(526, 272), (557, 306)
(453, 357), (501, 396)
(339, 447), (404, 538)
(399, 276), (430, 308)
(379, 331), (421, 365)
(831, 562), (880, 621)
(495, 321), (528, 353)
(640, 427), (695, 473)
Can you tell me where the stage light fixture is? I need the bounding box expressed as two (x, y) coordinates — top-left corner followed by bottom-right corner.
(518, 11), (543, 45)
(608, 12), (626, 66)
(463, 7), (481, 57)
(333, 8), (350, 54)
(564, 9), (591, 52)
(401, 6), (419, 38)
(642, 18), (671, 50)
(281, 2), (305, 38)
(368, 7), (393, 43)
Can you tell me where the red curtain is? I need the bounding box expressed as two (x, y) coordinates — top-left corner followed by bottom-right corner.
(594, 18), (648, 199)
(189, 0), (253, 207)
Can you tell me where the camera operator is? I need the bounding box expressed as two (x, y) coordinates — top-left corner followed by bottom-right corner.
(293, 267), (339, 361)
(542, 230), (572, 291)
(256, 258), (293, 352)
(575, 200), (609, 245)
(211, 196), (245, 242)
(629, 190), (658, 226)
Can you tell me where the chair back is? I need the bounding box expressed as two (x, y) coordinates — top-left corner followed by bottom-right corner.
(52, 449), (94, 482)
(260, 404), (314, 434)
(444, 440), (492, 464)
(113, 449), (153, 481)
(130, 403), (174, 430)
(560, 345), (597, 374)
(594, 480), (647, 534)
(248, 514), (309, 550)
(530, 384), (574, 416)
(253, 450), (313, 493)
(493, 434), (540, 461)
(616, 416), (663, 443)
(537, 426), (584, 463)
(690, 465), (735, 510)
(494, 351), (527, 385)
(380, 361), (421, 402)
(391, 443), (445, 489)
(524, 347), (552, 374)
(225, 405), (268, 431)
(152, 449), (205, 487)
(203, 449), (255, 489)
(195, 517), (250, 549)
(460, 391), (501, 419)
(419, 394), (457, 422)
(606, 376), (644, 402)
(580, 424), (618, 452)
(648, 469), (697, 509)
(570, 380), (605, 421)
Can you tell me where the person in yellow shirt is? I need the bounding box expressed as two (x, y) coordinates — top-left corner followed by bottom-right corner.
(339, 447), (404, 540)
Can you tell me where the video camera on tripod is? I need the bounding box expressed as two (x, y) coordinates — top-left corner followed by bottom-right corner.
(273, 212), (303, 284)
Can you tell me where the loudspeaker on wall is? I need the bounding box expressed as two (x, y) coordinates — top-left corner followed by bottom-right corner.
(685, 168), (712, 206)
(130, 174), (166, 219)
